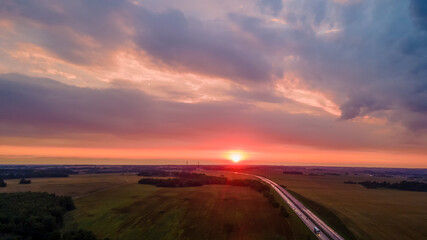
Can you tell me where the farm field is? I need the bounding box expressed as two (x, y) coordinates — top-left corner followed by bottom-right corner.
(0, 173), (140, 198)
(245, 169), (427, 240)
(0, 173), (315, 240)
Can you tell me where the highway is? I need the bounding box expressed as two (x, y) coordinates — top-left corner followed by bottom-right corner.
(234, 172), (344, 240)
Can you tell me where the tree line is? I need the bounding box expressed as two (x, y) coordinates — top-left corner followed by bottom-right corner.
(357, 180), (427, 192)
(20, 178), (31, 184)
(137, 169), (171, 177)
(283, 171), (303, 175)
(138, 173), (227, 187)
(0, 168), (75, 179)
(0, 178), (6, 187)
(343, 181), (357, 184)
(0, 192), (97, 240)
(0, 178), (32, 187)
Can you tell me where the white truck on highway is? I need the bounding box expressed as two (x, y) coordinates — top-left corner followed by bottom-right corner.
(314, 226), (321, 235)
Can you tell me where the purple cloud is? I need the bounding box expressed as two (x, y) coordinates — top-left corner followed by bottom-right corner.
(0, 73), (411, 151)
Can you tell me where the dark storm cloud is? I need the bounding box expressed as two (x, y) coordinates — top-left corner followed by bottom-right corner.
(339, 94), (390, 120)
(411, 0), (427, 31)
(257, 0), (283, 16)
(132, 8), (276, 84)
(0, 74), (398, 150)
(0, 74), (153, 134)
(229, 0), (427, 131)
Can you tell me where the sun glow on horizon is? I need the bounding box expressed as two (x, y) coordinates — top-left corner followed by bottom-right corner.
(226, 150), (246, 163)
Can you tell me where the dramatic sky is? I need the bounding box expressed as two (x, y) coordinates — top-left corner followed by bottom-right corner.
(1, 0), (427, 167)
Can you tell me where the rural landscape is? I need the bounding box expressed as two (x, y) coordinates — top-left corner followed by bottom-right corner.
(1, 165), (427, 239)
(1, 0), (427, 239)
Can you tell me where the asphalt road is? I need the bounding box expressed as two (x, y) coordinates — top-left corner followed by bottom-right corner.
(234, 172), (344, 240)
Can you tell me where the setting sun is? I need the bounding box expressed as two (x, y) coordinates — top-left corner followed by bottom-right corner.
(227, 151), (245, 163)
(230, 153), (242, 163)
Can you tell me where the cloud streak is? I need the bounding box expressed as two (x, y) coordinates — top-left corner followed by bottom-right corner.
(0, 73), (413, 151)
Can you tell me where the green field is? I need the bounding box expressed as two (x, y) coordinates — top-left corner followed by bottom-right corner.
(0, 174), (141, 198)
(246, 169), (427, 240)
(1, 174), (315, 240)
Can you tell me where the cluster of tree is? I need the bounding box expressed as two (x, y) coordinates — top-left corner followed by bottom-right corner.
(78, 166), (135, 174)
(358, 181), (427, 192)
(173, 172), (228, 183)
(279, 206), (290, 217)
(0, 178), (6, 187)
(343, 181), (357, 184)
(19, 178), (31, 184)
(138, 173), (227, 187)
(0, 192), (85, 240)
(138, 178), (204, 187)
(324, 173), (341, 176)
(283, 171), (303, 175)
(61, 229), (97, 240)
(266, 193), (280, 208)
(0, 168), (75, 179)
(228, 179), (269, 192)
(372, 174), (393, 178)
(138, 170), (230, 181)
(200, 165), (266, 171)
(137, 169), (170, 177)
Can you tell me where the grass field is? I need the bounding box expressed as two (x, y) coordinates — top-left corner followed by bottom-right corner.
(0, 174), (141, 198)
(1, 173), (315, 240)
(246, 169), (427, 240)
(198, 170), (317, 240)
(285, 189), (356, 240)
